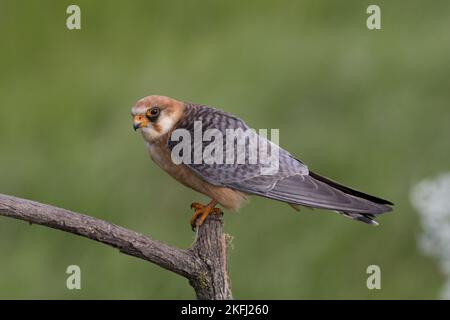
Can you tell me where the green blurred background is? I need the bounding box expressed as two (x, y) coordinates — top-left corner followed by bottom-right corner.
(0, 0), (449, 299)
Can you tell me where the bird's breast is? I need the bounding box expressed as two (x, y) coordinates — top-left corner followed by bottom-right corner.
(146, 140), (247, 210)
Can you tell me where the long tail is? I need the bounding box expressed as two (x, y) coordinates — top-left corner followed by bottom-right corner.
(264, 171), (393, 225)
(309, 171), (393, 225)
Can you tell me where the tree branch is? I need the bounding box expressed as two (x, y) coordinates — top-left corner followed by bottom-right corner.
(0, 193), (232, 299)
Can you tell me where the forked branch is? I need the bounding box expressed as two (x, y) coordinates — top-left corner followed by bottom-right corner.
(0, 193), (232, 299)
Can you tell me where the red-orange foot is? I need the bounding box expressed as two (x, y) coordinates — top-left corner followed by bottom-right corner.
(190, 201), (222, 231)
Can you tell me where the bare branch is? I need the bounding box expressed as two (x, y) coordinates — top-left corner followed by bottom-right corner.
(191, 214), (233, 299)
(0, 193), (231, 299)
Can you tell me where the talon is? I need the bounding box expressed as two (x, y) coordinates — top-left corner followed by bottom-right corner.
(190, 202), (203, 210)
(189, 200), (221, 231)
(190, 206), (204, 230)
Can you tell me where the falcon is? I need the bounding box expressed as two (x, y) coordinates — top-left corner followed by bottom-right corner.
(132, 95), (393, 229)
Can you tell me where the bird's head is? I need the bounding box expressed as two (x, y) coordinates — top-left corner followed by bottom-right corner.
(131, 95), (185, 142)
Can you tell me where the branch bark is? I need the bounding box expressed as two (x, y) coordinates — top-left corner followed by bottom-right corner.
(0, 193), (232, 300)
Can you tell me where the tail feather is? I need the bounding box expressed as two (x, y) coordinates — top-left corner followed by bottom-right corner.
(263, 172), (393, 225)
(309, 171), (393, 225)
(337, 211), (379, 226)
(309, 171), (394, 206)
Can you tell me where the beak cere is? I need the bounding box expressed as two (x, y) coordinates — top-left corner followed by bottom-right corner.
(133, 115), (148, 131)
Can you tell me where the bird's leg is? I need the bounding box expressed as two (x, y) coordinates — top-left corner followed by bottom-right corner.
(190, 200), (222, 230)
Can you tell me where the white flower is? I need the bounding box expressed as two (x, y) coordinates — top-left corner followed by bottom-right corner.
(411, 173), (450, 299)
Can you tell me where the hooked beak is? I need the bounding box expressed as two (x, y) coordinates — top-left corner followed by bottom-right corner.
(133, 115), (148, 131)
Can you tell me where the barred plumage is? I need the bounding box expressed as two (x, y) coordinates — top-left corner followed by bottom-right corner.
(132, 95), (393, 227)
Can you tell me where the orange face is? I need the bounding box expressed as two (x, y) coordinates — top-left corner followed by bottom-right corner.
(131, 95), (185, 141)
(133, 114), (150, 131)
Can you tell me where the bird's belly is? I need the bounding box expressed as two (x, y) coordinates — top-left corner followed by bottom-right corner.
(147, 142), (247, 210)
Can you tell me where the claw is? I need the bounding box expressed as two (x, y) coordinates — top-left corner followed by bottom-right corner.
(189, 201), (221, 231)
(191, 202), (203, 210)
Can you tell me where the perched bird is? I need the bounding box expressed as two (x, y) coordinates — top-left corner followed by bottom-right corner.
(132, 95), (393, 229)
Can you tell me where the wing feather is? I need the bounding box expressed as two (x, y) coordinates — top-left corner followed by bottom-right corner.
(169, 103), (393, 224)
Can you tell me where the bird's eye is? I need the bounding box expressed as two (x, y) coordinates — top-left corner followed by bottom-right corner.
(146, 106), (160, 122)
